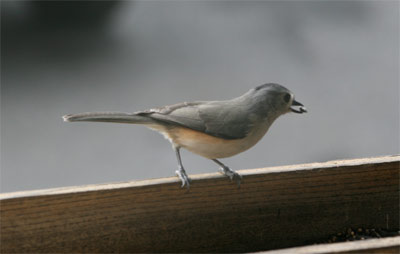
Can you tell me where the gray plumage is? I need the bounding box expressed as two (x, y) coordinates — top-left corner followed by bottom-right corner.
(64, 83), (299, 140)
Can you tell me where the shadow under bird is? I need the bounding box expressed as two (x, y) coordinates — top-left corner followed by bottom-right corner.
(63, 83), (307, 188)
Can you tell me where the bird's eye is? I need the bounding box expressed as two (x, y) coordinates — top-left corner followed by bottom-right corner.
(283, 93), (291, 103)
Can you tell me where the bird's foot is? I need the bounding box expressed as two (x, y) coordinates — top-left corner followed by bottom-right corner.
(219, 166), (242, 187)
(175, 166), (191, 189)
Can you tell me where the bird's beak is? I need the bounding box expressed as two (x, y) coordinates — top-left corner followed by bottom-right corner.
(291, 99), (307, 113)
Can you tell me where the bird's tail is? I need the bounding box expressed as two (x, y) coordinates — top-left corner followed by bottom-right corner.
(62, 112), (153, 124)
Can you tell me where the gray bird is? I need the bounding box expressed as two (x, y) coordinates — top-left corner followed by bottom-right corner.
(63, 83), (307, 188)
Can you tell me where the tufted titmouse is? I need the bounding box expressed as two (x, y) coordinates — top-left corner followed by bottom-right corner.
(63, 83), (306, 188)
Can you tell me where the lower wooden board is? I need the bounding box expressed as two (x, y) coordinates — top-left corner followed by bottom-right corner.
(1, 155), (399, 253)
(257, 236), (400, 254)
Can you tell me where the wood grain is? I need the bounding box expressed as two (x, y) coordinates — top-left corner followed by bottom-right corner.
(1, 155), (399, 253)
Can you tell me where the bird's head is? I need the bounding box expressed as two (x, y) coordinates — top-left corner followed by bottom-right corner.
(249, 83), (307, 117)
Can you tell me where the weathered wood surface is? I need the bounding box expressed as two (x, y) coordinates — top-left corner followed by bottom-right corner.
(258, 236), (400, 254)
(1, 155), (399, 253)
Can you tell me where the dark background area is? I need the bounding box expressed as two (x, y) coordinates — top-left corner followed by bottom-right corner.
(1, 1), (399, 192)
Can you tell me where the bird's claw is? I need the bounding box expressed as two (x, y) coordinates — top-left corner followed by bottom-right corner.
(220, 166), (242, 187)
(175, 167), (191, 189)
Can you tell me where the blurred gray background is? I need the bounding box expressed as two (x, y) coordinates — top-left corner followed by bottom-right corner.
(1, 1), (399, 193)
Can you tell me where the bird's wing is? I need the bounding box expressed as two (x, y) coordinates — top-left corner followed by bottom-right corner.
(136, 101), (253, 139)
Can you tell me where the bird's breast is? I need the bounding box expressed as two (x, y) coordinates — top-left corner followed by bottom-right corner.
(162, 121), (271, 159)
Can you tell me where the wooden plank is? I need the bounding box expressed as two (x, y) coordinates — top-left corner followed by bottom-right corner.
(1, 155), (399, 253)
(257, 236), (400, 254)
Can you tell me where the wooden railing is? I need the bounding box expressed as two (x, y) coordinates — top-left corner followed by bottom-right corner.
(1, 155), (399, 253)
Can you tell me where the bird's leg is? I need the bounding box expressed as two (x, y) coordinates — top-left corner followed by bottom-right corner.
(174, 147), (191, 189)
(212, 159), (242, 187)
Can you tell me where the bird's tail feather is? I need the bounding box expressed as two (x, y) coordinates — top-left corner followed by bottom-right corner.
(62, 112), (152, 124)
